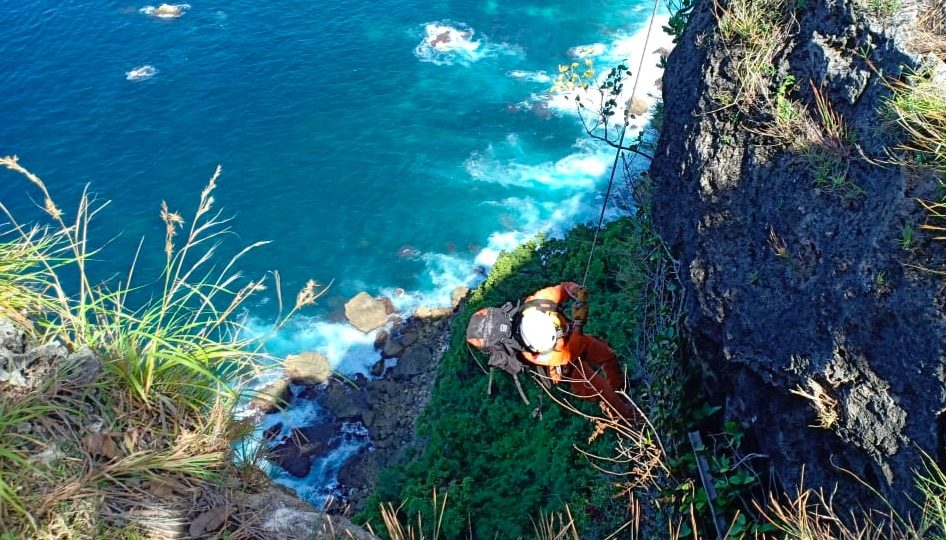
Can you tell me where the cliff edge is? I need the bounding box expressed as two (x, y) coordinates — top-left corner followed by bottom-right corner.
(652, 0), (946, 515)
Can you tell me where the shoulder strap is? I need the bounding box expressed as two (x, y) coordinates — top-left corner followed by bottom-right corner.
(521, 298), (560, 314)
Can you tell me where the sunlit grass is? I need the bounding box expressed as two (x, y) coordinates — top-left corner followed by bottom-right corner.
(0, 155), (327, 536)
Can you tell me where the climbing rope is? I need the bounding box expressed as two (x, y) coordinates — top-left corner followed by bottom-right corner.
(581, 0), (663, 287)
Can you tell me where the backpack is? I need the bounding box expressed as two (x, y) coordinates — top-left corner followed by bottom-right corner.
(465, 299), (562, 376)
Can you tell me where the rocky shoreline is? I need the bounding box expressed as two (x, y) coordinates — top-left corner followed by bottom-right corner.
(254, 288), (466, 513)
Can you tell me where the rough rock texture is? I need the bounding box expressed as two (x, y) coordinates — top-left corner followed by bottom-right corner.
(233, 484), (377, 540)
(284, 352), (331, 385)
(265, 309), (456, 512)
(326, 313), (454, 511)
(345, 292), (393, 333)
(250, 379), (291, 414)
(651, 0), (946, 515)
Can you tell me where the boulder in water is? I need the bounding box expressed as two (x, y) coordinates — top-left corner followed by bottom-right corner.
(154, 4), (182, 17)
(250, 379), (290, 413)
(284, 352), (331, 385)
(627, 96), (649, 117)
(344, 292), (391, 333)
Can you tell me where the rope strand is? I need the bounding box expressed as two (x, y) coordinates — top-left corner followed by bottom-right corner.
(581, 0), (662, 287)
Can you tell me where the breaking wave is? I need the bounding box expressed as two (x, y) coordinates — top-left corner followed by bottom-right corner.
(414, 21), (519, 66)
(139, 3), (190, 19)
(125, 65), (157, 81)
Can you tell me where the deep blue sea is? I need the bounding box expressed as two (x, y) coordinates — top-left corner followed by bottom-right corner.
(1, 0), (670, 505)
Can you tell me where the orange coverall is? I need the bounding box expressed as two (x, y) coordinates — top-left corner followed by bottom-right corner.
(519, 282), (633, 420)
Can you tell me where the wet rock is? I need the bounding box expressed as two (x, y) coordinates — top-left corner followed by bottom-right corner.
(450, 286), (469, 309)
(370, 358), (385, 377)
(284, 352), (331, 385)
(317, 379), (369, 421)
(268, 425), (339, 478)
(381, 338), (404, 359)
(344, 292), (391, 333)
(389, 345), (432, 381)
(268, 441), (311, 478)
(250, 380), (291, 414)
(263, 423), (283, 441)
(399, 330), (419, 347)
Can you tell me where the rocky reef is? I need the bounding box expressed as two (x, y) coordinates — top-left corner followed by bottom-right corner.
(258, 290), (463, 512)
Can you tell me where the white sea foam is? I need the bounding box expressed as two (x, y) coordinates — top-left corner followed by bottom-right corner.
(414, 21), (518, 66)
(249, 318), (381, 377)
(125, 65), (157, 81)
(548, 14), (674, 131)
(139, 3), (190, 19)
(465, 138), (611, 190)
(507, 69), (552, 84)
(568, 43), (607, 58)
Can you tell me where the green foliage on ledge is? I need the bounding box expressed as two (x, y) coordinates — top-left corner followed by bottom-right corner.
(358, 213), (668, 539)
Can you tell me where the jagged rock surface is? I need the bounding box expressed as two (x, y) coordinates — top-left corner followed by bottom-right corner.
(651, 0), (946, 515)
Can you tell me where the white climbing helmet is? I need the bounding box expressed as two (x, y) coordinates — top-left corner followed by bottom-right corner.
(519, 309), (558, 353)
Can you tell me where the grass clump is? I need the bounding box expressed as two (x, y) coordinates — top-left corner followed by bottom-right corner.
(886, 69), (946, 171)
(0, 156), (325, 538)
(914, 2), (946, 62)
(859, 0), (903, 19)
(714, 0), (789, 108)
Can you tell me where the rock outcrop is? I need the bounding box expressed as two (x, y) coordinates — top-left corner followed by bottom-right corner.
(262, 308), (456, 511)
(344, 292), (393, 333)
(284, 352), (332, 385)
(651, 0), (946, 515)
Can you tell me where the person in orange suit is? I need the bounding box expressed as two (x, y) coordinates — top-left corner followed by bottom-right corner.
(517, 281), (634, 420)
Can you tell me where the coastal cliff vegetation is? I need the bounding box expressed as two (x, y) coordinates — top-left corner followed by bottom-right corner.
(5, 0), (946, 538)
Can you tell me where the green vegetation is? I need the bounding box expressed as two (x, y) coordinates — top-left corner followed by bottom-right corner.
(359, 213), (670, 539)
(859, 0), (903, 19)
(887, 70), (946, 171)
(0, 156), (322, 537)
(664, 0), (698, 42)
(715, 0), (789, 108)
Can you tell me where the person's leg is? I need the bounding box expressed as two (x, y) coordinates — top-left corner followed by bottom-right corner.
(566, 359), (635, 421)
(571, 334), (626, 391)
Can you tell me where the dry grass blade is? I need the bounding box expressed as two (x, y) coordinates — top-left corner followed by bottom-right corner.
(886, 70), (946, 171)
(0, 157), (321, 537)
(913, 2), (946, 61)
(533, 505), (580, 540)
(713, 0), (789, 108)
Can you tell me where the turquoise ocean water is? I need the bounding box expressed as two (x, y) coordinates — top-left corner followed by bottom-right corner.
(1, 0), (669, 504)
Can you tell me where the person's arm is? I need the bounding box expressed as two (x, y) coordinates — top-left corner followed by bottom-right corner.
(530, 281), (585, 304)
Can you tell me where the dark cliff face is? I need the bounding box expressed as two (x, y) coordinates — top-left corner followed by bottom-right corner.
(651, 0), (946, 513)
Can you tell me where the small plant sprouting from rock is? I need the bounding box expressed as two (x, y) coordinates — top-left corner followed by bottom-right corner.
(713, 0), (789, 108)
(902, 222), (916, 250)
(859, 0), (903, 20)
(886, 68), (946, 171)
(769, 226), (791, 259)
(805, 83), (864, 200)
(790, 378), (839, 429)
